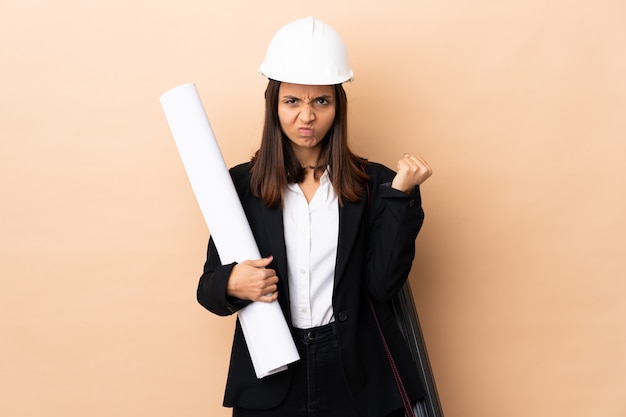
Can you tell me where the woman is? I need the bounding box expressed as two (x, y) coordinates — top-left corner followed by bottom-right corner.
(197, 17), (432, 417)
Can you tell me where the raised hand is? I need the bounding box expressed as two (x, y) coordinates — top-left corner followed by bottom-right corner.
(391, 153), (432, 194)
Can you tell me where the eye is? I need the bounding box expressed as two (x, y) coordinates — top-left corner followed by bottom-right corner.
(315, 97), (330, 105)
(282, 96), (299, 105)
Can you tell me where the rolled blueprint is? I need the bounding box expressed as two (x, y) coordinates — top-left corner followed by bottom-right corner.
(160, 83), (299, 378)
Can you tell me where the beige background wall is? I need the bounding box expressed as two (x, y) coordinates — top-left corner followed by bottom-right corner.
(2, 1), (625, 416)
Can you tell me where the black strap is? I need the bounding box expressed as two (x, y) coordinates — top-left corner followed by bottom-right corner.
(362, 163), (415, 416)
(368, 298), (415, 416)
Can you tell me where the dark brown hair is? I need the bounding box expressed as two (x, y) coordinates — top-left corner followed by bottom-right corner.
(250, 79), (368, 208)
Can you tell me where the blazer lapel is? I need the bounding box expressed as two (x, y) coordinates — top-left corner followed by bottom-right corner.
(258, 201), (293, 322)
(259, 200), (289, 291)
(334, 197), (366, 283)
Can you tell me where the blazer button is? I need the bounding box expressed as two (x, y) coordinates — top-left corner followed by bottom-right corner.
(409, 199), (415, 207)
(337, 311), (349, 322)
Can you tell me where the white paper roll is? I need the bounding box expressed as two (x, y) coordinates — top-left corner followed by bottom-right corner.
(160, 83), (299, 378)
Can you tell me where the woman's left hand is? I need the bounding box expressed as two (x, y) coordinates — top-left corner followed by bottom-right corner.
(391, 153), (432, 194)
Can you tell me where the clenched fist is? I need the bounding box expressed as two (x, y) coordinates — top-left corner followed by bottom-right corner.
(226, 256), (279, 303)
(391, 153), (432, 194)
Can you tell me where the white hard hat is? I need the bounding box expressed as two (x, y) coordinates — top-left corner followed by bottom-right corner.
(259, 16), (354, 85)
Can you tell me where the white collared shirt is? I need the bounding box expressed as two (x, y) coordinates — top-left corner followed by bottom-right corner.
(283, 169), (338, 329)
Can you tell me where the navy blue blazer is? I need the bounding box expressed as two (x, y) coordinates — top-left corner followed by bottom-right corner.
(197, 161), (426, 417)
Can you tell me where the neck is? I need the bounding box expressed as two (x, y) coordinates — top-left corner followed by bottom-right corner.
(292, 147), (323, 171)
(304, 164), (325, 172)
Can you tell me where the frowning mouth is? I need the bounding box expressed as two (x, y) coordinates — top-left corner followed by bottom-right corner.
(298, 127), (313, 136)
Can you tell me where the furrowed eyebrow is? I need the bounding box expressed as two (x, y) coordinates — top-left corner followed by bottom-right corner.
(281, 95), (333, 102)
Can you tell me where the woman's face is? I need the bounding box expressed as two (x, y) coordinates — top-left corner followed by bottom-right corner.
(277, 83), (336, 154)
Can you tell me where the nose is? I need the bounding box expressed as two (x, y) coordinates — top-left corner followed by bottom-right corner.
(298, 104), (316, 123)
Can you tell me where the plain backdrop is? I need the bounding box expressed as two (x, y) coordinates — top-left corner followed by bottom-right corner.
(1, 1), (625, 416)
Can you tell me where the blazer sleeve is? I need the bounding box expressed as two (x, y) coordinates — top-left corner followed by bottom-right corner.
(196, 237), (253, 316)
(365, 164), (425, 301)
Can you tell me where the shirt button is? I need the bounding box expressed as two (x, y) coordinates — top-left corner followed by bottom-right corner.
(337, 311), (349, 322)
